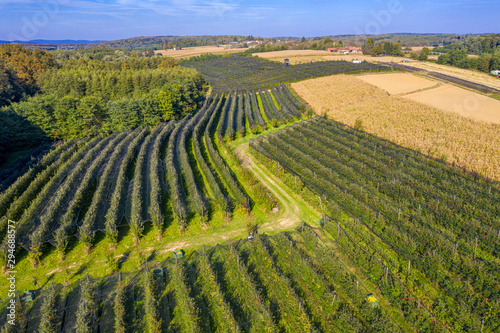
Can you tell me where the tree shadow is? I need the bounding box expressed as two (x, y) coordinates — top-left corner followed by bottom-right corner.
(70, 263), (88, 280)
(117, 251), (131, 270)
(116, 217), (130, 244)
(92, 230), (106, 248)
(65, 234), (81, 255)
(39, 242), (56, 263)
(147, 250), (157, 262)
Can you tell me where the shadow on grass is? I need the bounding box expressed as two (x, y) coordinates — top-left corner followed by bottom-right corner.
(147, 250), (157, 262)
(70, 263), (88, 279)
(36, 242), (58, 265)
(116, 217), (130, 244)
(41, 273), (55, 288)
(91, 230), (106, 249)
(118, 251), (131, 270)
(142, 220), (153, 238)
(65, 234), (81, 255)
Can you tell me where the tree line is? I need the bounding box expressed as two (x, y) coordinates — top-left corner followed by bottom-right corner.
(0, 44), (205, 166)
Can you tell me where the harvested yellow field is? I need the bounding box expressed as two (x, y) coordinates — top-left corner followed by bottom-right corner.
(409, 46), (434, 52)
(292, 75), (500, 180)
(358, 73), (439, 95)
(256, 50), (406, 64)
(291, 74), (387, 110)
(405, 84), (500, 124)
(154, 46), (241, 59)
(255, 50), (331, 59)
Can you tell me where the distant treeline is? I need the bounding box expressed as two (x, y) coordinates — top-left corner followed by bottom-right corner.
(359, 34), (500, 73)
(433, 34), (500, 72)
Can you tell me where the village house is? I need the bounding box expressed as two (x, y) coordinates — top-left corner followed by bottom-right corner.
(327, 46), (362, 54)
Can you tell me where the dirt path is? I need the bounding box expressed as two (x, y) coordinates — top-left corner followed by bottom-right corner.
(52, 141), (305, 276)
(234, 142), (304, 231)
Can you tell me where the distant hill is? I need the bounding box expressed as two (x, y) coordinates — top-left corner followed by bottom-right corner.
(0, 39), (105, 45)
(90, 35), (273, 49)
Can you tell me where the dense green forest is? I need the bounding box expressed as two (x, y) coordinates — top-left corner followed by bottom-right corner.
(0, 44), (205, 165)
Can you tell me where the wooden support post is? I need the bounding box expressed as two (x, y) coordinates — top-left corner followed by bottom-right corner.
(298, 302), (302, 315)
(332, 294), (337, 305)
(398, 208), (401, 221)
(337, 223), (340, 238)
(454, 242), (458, 258)
(356, 281), (359, 292)
(385, 266), (388, 282)
(377, 182), (379, 193)
(408, 260), (411, 275)
(418, 299), (420, 309)
(481, 319), (484, 332)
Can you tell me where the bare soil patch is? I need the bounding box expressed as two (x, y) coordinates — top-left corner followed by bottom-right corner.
(405, 84), (500, 124)
(358, 73), (439, 95)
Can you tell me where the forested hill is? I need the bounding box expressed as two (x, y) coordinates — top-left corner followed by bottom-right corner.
(0, 44), (205, 166)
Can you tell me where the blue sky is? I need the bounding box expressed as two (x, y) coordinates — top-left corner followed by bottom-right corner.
(0, 0), (498, 41)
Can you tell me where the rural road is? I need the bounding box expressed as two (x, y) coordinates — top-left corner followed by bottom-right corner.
(234, 142), (303, 231)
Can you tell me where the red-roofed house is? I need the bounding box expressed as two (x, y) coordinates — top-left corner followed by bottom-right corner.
(328, 46), (362, 54)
